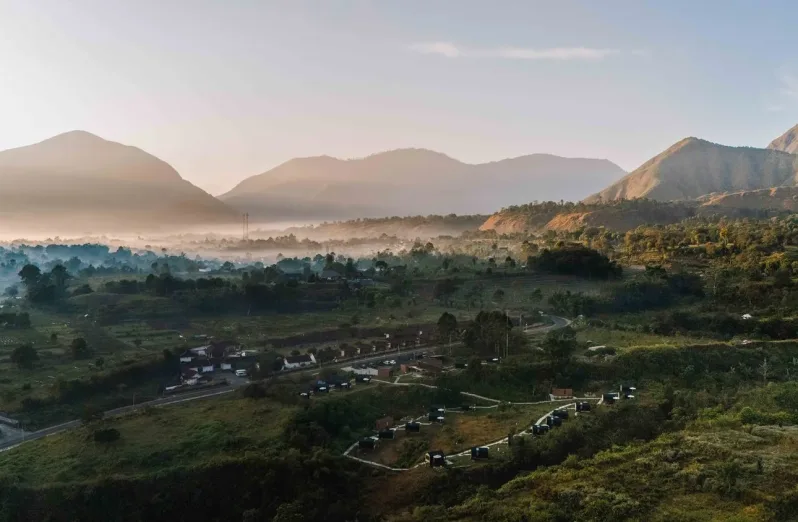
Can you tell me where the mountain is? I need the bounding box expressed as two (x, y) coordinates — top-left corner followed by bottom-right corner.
(768, 123), (798, 154)
(0, 131), (238, 234)
(585, 138), (798, 203)
(219, 149), (626, 221)
(698, 186), (798, 212)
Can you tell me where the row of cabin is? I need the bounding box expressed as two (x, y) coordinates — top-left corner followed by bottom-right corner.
(603, 385), (637, 404)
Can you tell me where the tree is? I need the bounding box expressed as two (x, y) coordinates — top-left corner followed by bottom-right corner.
(17, 264), (41, 288)
(95, 357), (105, 371)
(70, 337), (92, 359)
(50, 264), (69, 296)
(437, 312), (458, 343)
(375, 260), (388, 273)
(81, 404), (104, 424)
(433, 278), (461, 306)
(492, 288), (505, 304)
(463, 311), (512, 355)
(10, 344), (38, 369)
(542, 326), (578, 370)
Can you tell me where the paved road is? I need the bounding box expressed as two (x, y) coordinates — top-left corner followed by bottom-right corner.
(0, 314), (572, 454)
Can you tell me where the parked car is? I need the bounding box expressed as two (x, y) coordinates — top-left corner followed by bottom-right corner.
(235, 369), (248, 377)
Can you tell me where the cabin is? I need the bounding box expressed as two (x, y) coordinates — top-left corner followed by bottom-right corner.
(377, 367), (393, 379)
(359, 437), (377, 450)
(405, 422), (421, 433)
(470, 447), (489, 460)
(552, 408), (569, 420)
(426, 450), (446, 468)
(576, 402), (592, 412)
(546, 416), (562, 428)
(532, 424), (550, 435)
(283, 353), (316, 370)
(602, 393), (618, 404)
(620, 384), (637, 394)
(428, 413), (445, 423)
(378, 429), (395, 439)
(551, 388), (574, 399)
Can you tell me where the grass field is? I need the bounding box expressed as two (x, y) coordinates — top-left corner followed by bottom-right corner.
(0, 394), (296, 484)
(576, 326), (715, 351)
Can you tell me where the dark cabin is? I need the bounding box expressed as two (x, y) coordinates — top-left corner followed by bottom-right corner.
(552, 408), (569, 420)
(470, 447), (489, 460)
(532, 424), (550, 435)
(602, 393), (617, 404)
(426, 450), (446, 467)
(378, 429), (395, 439)
(546, 415), (562, 428)
(405, 422), (421, 433)
(359, 438), (377, 450)
(576, 401), (592, 412)
(621, 384), (637, 394)
(428, 413), (445, 423)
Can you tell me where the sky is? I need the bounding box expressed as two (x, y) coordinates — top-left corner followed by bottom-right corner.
(1, 0), (798, 195)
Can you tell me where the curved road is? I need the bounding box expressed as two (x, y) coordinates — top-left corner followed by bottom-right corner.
(0, 314), (572, 454)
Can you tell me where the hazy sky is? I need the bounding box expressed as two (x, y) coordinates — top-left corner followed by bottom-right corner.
(1, 0), (798, 195)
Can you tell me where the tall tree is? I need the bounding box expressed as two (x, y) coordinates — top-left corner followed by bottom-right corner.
(10, 343), (38, 369)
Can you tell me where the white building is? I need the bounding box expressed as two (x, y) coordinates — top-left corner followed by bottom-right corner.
(283, 353), (317, 370)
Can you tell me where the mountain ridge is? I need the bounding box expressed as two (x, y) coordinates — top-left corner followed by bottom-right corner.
(220, 148), (626, 221)
(0, 131), (238, 234)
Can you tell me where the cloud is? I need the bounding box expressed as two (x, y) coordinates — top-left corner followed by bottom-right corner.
(408, 41), (625, 61)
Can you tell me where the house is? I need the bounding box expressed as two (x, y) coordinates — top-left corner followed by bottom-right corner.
(418, 358), (444, 375)
(377, 367), (393, 379)
(320, 269), (342, 281)
(552, 408), (569, 420)
(283, 353), (316, 370)
(550, 388), (574, 399)
(546, 416), (562, 428)
(375, 416), (394, 431)
(194, 358), (214, 373)
(576, 402), (592, 412)
(470, 447), (489, 460)
(179, 351), (194, 363)
(359, 437), (377, 450)
(181, 369), (200, 385)
(378, 429), (395, 439)
(532, 424), (550, 435)
(602, 393), (618, 404)
(405, 422), (421, 433)
(340, 345), (360, 358)
(428, 413), (444, 423)
(189, 345), (211, 357)
(426, 450), (446, 468)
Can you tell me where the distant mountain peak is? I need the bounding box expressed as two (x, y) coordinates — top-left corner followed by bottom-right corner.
(769, 123), (798, 155)
(585, 137), (798, 203)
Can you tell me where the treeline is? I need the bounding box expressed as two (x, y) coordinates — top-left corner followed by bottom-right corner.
(529, 245), (622, 279)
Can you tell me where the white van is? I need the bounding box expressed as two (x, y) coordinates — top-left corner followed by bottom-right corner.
(235, 369), (248, 377)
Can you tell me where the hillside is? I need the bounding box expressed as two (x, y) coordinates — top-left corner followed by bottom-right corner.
(585, 137), (798, 203)
(699, 186), (798, 212)
(479, 200), (696, 234)
(220, 149), (626, 221)
(266, 214), (488, 241)
(0, 131), (239, 235)
(769, 122), (798, 154)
